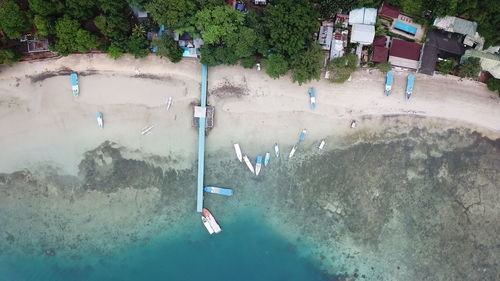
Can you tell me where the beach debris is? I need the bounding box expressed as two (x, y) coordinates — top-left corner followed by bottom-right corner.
(166, 97), (173, 110)
(318, 140), (326, 150)
(141, 124), (155, 135)
(351, 120), (357, 128)
(299, 129), (307, 142)
(274, 143), (280, 158)
(289, 145), (297, 159)
(96, 112), (103, 129)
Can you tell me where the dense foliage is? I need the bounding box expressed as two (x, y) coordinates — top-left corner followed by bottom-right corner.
(437, 59), (457, 75)
(376, 62), (392, 73)
(327, 53), (358, 83)
(458, 57), (481, 78)
(0, 0), (31, 39)
(154, 34), (183, 62)
(485, 77), (500, 94)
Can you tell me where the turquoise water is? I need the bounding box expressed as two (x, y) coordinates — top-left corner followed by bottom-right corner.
(0, 212), (330, 281)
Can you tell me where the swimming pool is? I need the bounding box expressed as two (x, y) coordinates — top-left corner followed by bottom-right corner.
(394, 21), (417, 35)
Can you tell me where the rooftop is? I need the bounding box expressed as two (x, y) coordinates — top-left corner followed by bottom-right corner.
(433, 16), (477, 37)
(350, 24), (375, 45)
(419, 29), (465, 75)
(372, 46), (389, 62)
(349, 8), (377, 25)
(390, 39), (422, 61)
(379, 1), (400, 19)
(461, 49), (500, 79)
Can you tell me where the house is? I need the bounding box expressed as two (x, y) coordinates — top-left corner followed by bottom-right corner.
(388, 39), (422, 69)
(318, 21), (334, 51)
(378, 1), (400, 20)
(178, 32), (204, 58)
(378, 2), (424, 41)
(349, 8), (377, 25)
(419, 29), (465, 75)
(351, 24), (375, 45)
(461, 49), (500, 79)
(27, 39), (49, 53)
(329, 14), (349, 60)
(433, 16), (483, 48)
(371, 36), (390, 63)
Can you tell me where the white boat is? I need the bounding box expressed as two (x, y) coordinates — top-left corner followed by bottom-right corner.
(243, 155), (255, 174)
(141, 125), (155, 135)
(203, 208), (222, 234)
(289, 145), (297, 159)
(264, 152), (270, 167)
(351, 120), (357, 128)
(201, 216), (214, 234)
(255, 155), (262, 176)
(234, 143), (242, 162)
(318, 140), (325, 150)
(166, 97), (173, 110)
(96, 112), (103, 129)
(274, 143), (279, 158)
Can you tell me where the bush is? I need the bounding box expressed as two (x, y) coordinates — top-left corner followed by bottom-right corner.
(107, 43), (124, 59)
(154, 35), (183, 63)
(458, 57), (481, 78)
(327, 53), (358, 83)
(437, 59), (457, 75)
(290, 41), (325, 85)
(486, 77), (500, 94)
(0, 48), (21, 65)
(127, 25), (150, 58)
(376, 62), (392, 73)
(262, 54), (288, 79)
(240, 56), (257, 69)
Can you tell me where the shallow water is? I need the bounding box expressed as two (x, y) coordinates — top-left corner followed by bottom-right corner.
(0, 119), (499, 281)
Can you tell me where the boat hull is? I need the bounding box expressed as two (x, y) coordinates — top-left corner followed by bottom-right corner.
(255, 155), (262, 176)
(319, 140), (325, 150)
(243, 155), (255, 174)
(96, 112), (103, 128)
(234, 144), (243, 162)
(204, 186), (233, 196)
(274, 143), (279, 158)
(203, 208), (222, 233)
(289, 146), (297, 158)
(264, 152), (270, 166)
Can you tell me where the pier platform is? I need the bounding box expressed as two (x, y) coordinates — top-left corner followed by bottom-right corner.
(196, 65), (208, 212)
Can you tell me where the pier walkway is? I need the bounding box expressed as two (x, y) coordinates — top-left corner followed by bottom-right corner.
(196, 65), (208, 212)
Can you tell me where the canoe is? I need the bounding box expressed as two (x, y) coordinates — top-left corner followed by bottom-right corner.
(201, 216), (214, 234)
(234, 143), (243, 162)
(243, 155), (255, 174)
(274, 143), (279, 158)
(309, 88), (316, 109)
(255, 155), (262, 176)
(264, 152), (270, 167)
(96, 112), (103, 129)
(318, 140), (325, 150)
(299, 129), (307, 142)
(289, 145), (297, 159)
(166, 97), (173, 110)
(204, 186), (233, 196)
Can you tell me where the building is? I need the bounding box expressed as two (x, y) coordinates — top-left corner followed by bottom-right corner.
(388, 38), (422, 69)
(349, 8), (377, 25)
(461, 49), (500, 79)
(318, 21), (334, 51)
(419, 29), (465, 75)
(378, 2), (424, 41)
(330, 14), (349, 60)
(433, 16), (483, 48)
(371, 36), (390, 63)
(378, 1), (400, 20)
(350, 24), (375, 45)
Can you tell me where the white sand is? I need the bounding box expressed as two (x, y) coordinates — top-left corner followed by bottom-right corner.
(0, 54), (499, 175)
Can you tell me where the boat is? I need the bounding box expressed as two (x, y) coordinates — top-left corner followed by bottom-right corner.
(274, 143), (279, 158)
(96, 112), (103, 128)
(385, 72), (394, 96)
(264, 152), (270, 167)
(299, 129), (307, 142)
(141, 124), (155, 135)
(201, 216), (214, 234)
(203, 208), (222, 234)
(318, 140), (325, 150)
(234, 143), (243, 162)
(204, 186), (233, 196)
(289, 145), (297, 159)
(351, 120), (357, 128)
(406, 74), (415, 100)
(243, 155), (255, 174)
(309, 88), (316, 109)
(255, 155), (262, 176)
(166, 97), (173, 110)
(70, 73), (79, 97)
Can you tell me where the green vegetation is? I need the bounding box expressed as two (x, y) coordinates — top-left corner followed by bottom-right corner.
(52, 16), (100, 55)
(327, 53), (358, 83)
(263, 54), (289, 79)
(458, 57), (481, 78)
(376, 62), (392, 73)
(0, 48), (21, 65)
(127, 25), (150, 58)
(437, 59), (456, 75)
(485, 77), (500, 95)
(290, 42), (324, 85)
(154, 34), (183, 63)
(0, 0), (31, 39)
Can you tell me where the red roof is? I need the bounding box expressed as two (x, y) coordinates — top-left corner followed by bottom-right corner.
(372, 46), (389, 62)
(373, 36), (387, 47)
(336, 14), (349, 22)
(389, 39), (422, 61)
(379, 1), (400, 19)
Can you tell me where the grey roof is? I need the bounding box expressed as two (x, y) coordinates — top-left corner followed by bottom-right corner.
(349, 8), (377, 25)
(419, 29), (465, 75)
(433, 16), (477, 37)
(461, 49), (500, 78)
(350, 24), (375, 45)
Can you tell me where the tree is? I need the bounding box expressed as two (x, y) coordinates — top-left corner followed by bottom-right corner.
(195, 5), (244, 45)
(127, 25), (150, 58)
(0, 0), (31, 39)
(94, 12), (130, 39)
(33, 15), (54, 37)
(52, 16), (100, 55)
(262, 54), (289, 79)
(437, 59), (456, 75)
(327, 53), (358, 83)
(200, 44), (239, 66)
(313, 0), (358, 19)
(263, 0), (319, 57)
(65, 0), (98, 20)
(198, 0), (226, 9)
(0, 48), (21, 65)
(240, 56), (257, 69)
(28, 0), (64, 16)
(154, 34), (183, 63)
(376, 62), (392, 73)
(107, 42), (124, 59)
(458, 57), (481, 78)
(486, 77), (500, 94)
(290, 42), (325, 85)
(146, 0), (196, 31)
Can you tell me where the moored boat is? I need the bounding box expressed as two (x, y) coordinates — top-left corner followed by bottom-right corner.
(96, 112), (103, 128)
(141, 124), (155, 135)
(309, 88), (316, 109)
(406, 74), (415, 100)
(70, 73), (79, 97)
(289, 145), (297, 159)
(243, 155), (255, 174)
(264, 152), (270, 167)
(299, 129), (307, 142)
(201, 216), (214, 234)
(234, 143), (243, 162)
(318, 140), (325, 150)
(204, 186), (233, 196)
(255, 155), (262, 176)
(203, 208), (222, 233)
(274, 143), (279, 158)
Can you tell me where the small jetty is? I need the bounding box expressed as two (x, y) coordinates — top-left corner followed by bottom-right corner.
(195, 65), (208, 213)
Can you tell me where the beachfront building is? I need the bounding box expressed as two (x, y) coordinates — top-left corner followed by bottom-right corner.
(419, 29), (465, 75)
(433, 16), (484, 50)
(330, 14), (349, 60)
(318, 21), (334, 51)
(371, 35), (390, 63)
(388, 38), (422, 70)
(461, 49), (500, 79)
(348, 7), (376, 61)
(378, 1), (424, 42)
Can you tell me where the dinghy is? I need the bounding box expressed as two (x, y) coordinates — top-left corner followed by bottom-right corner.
(96, 112), (103, 128)
(264, 152), (270, 167)
(141, 125), (155, 135)
(70, 73), (79, 97)
(289, 145), (297, 159)
(299, 129), (307, 142)
(274, 143), (280, 158)
(234, 143), (243, 162)
(318, 140), (325, 150)
(243, 155), (255, 174)
(255, 155), (262, 176)
(201, 216), (214, 234)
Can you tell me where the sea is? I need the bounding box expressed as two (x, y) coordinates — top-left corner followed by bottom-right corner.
(0, 119), (499, 281)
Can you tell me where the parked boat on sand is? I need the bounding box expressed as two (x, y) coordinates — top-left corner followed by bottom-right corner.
(255, 155), (262, 176)
(70, 73), (79, 97)
(318, 140), (325, 150)
(243, 155), (255, 174)
(299, 129), (307, 142)
(96, 112), (103, 129)
(274, 143), (280, 158)
(309, 88), (316, 109)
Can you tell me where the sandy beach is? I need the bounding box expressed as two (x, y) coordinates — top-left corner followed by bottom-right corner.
(0, 53), (499, 175)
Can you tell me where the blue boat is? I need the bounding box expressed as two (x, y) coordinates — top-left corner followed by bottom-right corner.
(255, 155), (262, 176)
(264, 152), (270, 167)
(299, 129), (307, 142)
(96, 112), (103, 128)
(406, 74), (415, 100)
(309, 88), (316, 109)
(70, 73), (79, 97)
(203, 186), (233, 196)
(385, 72), (394, 96)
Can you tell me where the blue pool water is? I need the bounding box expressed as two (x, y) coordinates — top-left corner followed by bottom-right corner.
(394, 21), (417, 35)
(0, 211), (330, 281)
